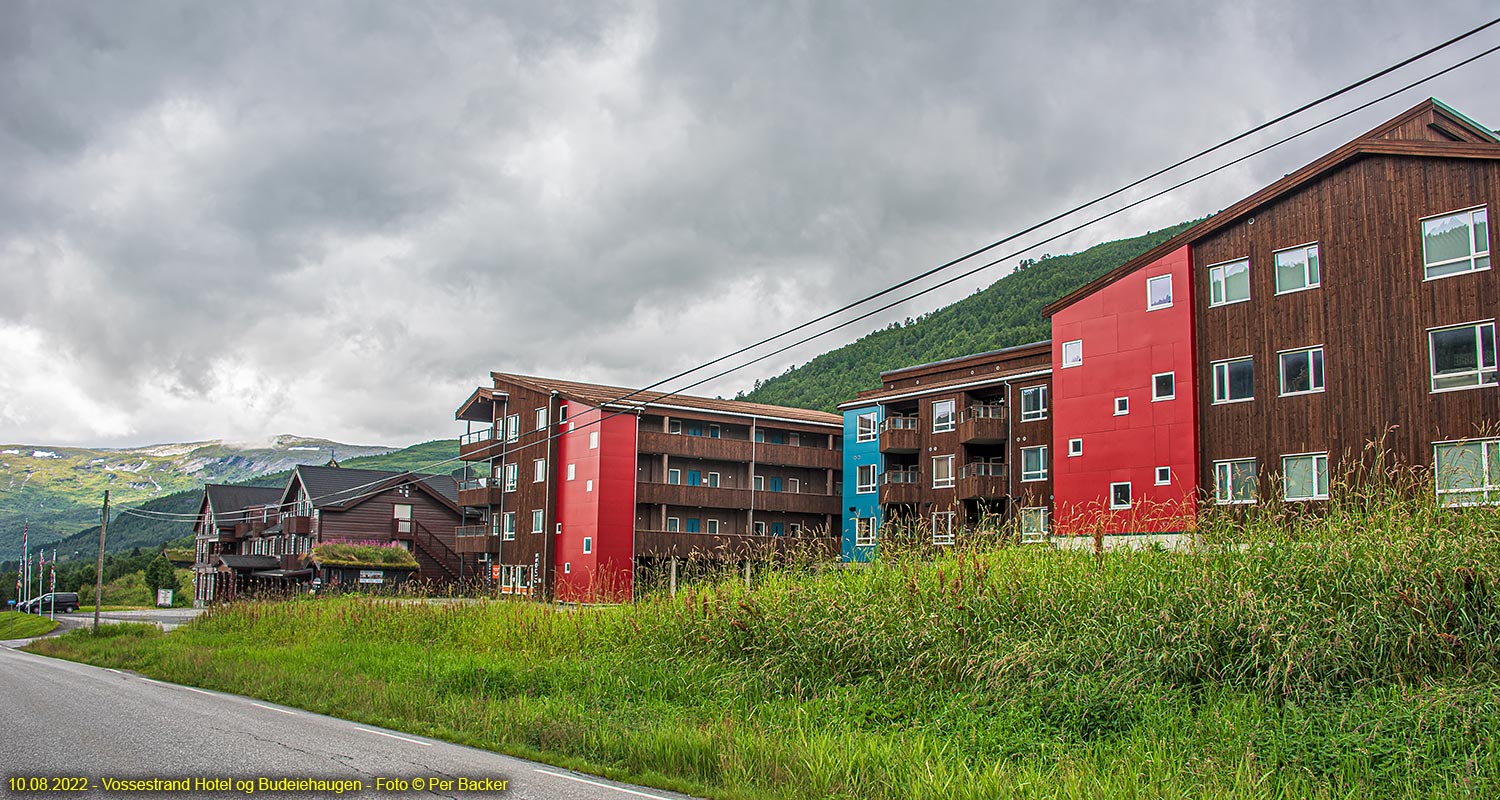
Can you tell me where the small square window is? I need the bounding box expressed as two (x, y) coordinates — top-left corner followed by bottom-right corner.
(856, 465), (877, 493)
(855, 412), (878, 442)
(854, 517), (876, 547)
(668, 419), (682, 434)
(668, 468), (681, 485)
(1155, 466), (1171, 485)
(1109, 482), (1132, 509)
(932, 399), (956, 433)
(1429, 321), (1497, 392)
(1274, 243), (1321, 294)
(1208, 258), (1251, 306)
(1214, 459), (1257, 504)
(1212, 357), (1255, 403)
(1146, 274), (1173, 310)
(1283, 453), (1330, 501)
(709, 424), (721, 439)
(564, 562), (571, 574)
(1435, 438), (1500, 506)
(1019, 507), (1049, 536)
(706, 519), (720, 534)
(582, 536), (592, 554)
(1153, 372), (1175, 401)
(1020, 386), (1048, 421)
(666, 517), (680, 532)
(755, 521), (767, 536)
(1021, 446), (1048, 482)
(932, 455), (955, 488)
(1114, 396), (1129, 416)
(1068, 438), (1083, 457)
(585, 479), (593, 493)
(1279, 346), (1326, 396)
(1062, 339), (1083, 368)
(1422, 206), (1489, 279)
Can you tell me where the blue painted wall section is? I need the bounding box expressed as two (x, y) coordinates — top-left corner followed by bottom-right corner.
(841, 404), (883, 562)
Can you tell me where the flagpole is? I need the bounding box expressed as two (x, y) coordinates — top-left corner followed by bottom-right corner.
(49, 549), (56, 621)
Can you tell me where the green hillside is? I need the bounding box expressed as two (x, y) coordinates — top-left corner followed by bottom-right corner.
(739, 220), (1199, 411)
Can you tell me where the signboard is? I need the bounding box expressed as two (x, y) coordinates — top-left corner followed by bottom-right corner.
(491, 564), (501, 580)
(156, 589), (173, 607)
(358, 570), (385, 584)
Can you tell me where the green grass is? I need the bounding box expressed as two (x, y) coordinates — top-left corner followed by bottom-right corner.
(27, 474), (1500, 799)
(1, 611), (60, 639)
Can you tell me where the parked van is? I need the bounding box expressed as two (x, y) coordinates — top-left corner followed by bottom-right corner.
(18, 592), (80, 614)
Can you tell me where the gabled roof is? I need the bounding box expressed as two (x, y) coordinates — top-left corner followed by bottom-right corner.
(1042, 98), (1500, 317)
(878, 340), (1051, 380)
(203, 484), (284, 526)
(485, 372), (843, 427)
(280, 465), (460, 513)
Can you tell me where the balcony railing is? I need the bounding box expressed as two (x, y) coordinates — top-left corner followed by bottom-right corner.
(879, 470), (923, 505)
(961, 462), (1005, 478)
(457, 477), (506, 507)
(963, 403), (1006, 420)
(454, 525), (489, 538)
(959, 462), (1008, 500)
(459, 427), (495, 445)
(883, 469), (920, 484)
(879, 419), (919, 454)
(458, 427), (502, 461)
(958, 407), (1007, 444)
(881, 416), (919, 431)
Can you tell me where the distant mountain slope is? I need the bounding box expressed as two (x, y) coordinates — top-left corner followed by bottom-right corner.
(738, 220), (1199, 411)
(41, 439), (461, 559)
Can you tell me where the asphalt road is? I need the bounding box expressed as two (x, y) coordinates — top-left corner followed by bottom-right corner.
(0, 642), (701, 800)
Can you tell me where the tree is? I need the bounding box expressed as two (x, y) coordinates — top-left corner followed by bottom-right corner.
(144, 555), (179, 597)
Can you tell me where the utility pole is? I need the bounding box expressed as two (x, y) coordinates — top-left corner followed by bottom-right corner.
(93, 491), (109, 633)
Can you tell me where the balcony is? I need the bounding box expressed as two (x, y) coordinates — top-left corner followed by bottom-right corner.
(636, 430), (839, 470)
(879, 417), (919, 454)
(279, 514), (313, 536)
(958, 462), (1008, 500)
(457, 477), (506, 507)
(634, 482), (840, 515)
(458, 427), (503, 461)
(959, 405), (1007, 445)
(454, 524), (496, 554)
(634, 529), (839, 560)
(879, 469), (922, 505)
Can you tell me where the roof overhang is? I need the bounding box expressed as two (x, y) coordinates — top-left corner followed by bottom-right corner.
(837, 367), (1053, 409)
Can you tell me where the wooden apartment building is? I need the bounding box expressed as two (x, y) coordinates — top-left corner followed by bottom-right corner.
(453, 373), (844, 601)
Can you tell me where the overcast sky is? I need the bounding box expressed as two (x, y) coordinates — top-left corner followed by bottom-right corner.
(1, 1), (1495, 449)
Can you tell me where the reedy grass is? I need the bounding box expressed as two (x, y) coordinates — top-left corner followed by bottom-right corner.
(27, 471), (1500, 799)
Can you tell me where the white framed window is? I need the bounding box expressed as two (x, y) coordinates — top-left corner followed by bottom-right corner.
(932, 399), (956, 433)
(1214, 458), (1257, 504)
(533, 458), (547, 482)
(1428, 320), (1497, 392)
(564, 562), (571, 574)
(1155, 466), (1171, 486)
(789, 432), (800, 446)
(1435, 438), (1500, 506)
(530, 509), (544, 533)
(567, 463), (576, 481)
(1109, 482), (1132, 509)
(503, 463), (518, 491)
(1212, 357), (1255, 403)
(1422, 206), (1489, 279)
(856, 465), (877, 493)
(1146, 274), (1173, 310)
(707, 472), (721, 488)
(854, 517), (877, 547)
(668, 468), (681, 485)
(1114, 396), (1129, 416)
(931, 511), (955, 545)
(582, 536), (592, 554)
(754, 475), (765, 491)
(1061, 339), (1083, 368)
(668, 419), (682, 434)
(585, 479), (593, 493)
(1279, 346), (1326, 396)
(1068, 438), (1083, 457)
(1021, 446), (1048, 482)
(1019, 507), (1049, 536)
(557, 405), (568, 423)
(789, 523), (802, 535)
(709, 424), (721, 439)
(754, 521), (767, 535)
(505, 414), (520, 443)
(932, 455), (955, 488)
(706, 519), (720, 534)
(1282, 452), (1329, 501)
(535, 407), (548, 430)
(856, 412), (878, 442)
(1153, 372), (1175, 402)
(666, 517), (680, 533)
(589, 431), (599, 449)
(1020, 385), (1048, 421)
(1208, 258), (1250, 306)
(1274, 243), (1322, 294)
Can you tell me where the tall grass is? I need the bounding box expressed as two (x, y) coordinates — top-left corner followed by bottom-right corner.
(29, 471), (1500, 799)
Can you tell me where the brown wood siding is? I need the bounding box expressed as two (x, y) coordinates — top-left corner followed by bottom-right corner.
(318, 486), (464, 583)
(1193, 154), (1500, 498)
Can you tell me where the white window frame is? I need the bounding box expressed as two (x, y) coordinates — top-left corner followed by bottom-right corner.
(535, 407), (548, 431)
(1282, 452), (1330, 502)
(1068, 438), (1083, 457)
(709, 424), (721, 439)
(706, 519), (720, 534)
(931, 511), (955, 546)
(564, 562), (571, 574)
(1273, 242), (1322, 295)
(500, 512), (517, 540)
(854, 517), (877, 547)
(1109, 481), (1132, 510)
(1278, 345), (1326, 397)
(585, 479), (593, 493)
(1019, 507), (1049, 536)
(1427, 319), (1498, 393)
(856, 465), (877, 494)
(1061, 339), (1082, 368)
(582, 536), (592, 554)
(567, 463), (576, 481)
(931, 399), (956, 433)
(754, 521), (767, 536)
(1212, 356), (1255, 404)
(505, 414), (520, 443)
(754, 475), (765, 491)
(1207, 257), (1251, 307)
(1152, 371), (1175, 402)
(1155, 466), (1171, 486)
(1434, 438), (1500, 506)
(503, 463), (518, 491)
(1114, 396), (1129, 416)
(1146, 274), (1173, 310)
(1421, 205), (1490, 280)
(707, 471), (720, 488)
(589, 431), (599, 449)
(533, 458), (547, 483)
(668, 468), (681, 485)
(1019, 385), (1048, 421)
(1020, 446), (1048, 482)
(531, 509), (544, 534)
(932, 455), (955, 489)
(1214, 458), (1257, 505)
(855, 412), (878, 442)
(666, 517), (680, 533)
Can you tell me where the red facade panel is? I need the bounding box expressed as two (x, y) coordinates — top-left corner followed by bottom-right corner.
(555, 406), (639, 602)
(1052, 245), (1198, 534)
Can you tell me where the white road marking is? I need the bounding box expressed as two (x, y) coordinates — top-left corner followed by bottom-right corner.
(354, 728), (432, 746)
(184, 687), (215, 696)
(105, 668), (123, 674)
(533, 769), (680, 800)
(250, 702), (298, 715)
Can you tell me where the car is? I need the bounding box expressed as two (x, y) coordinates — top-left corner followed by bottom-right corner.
(18, 593), (80, 614)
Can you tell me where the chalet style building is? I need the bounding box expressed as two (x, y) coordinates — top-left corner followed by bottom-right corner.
(454, 373), (844, 601)
(191, 465), (465, 603)
(838, 343), (1053, 560)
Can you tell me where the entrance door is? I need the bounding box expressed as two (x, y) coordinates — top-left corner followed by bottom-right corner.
(687, 470), (702, 486)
